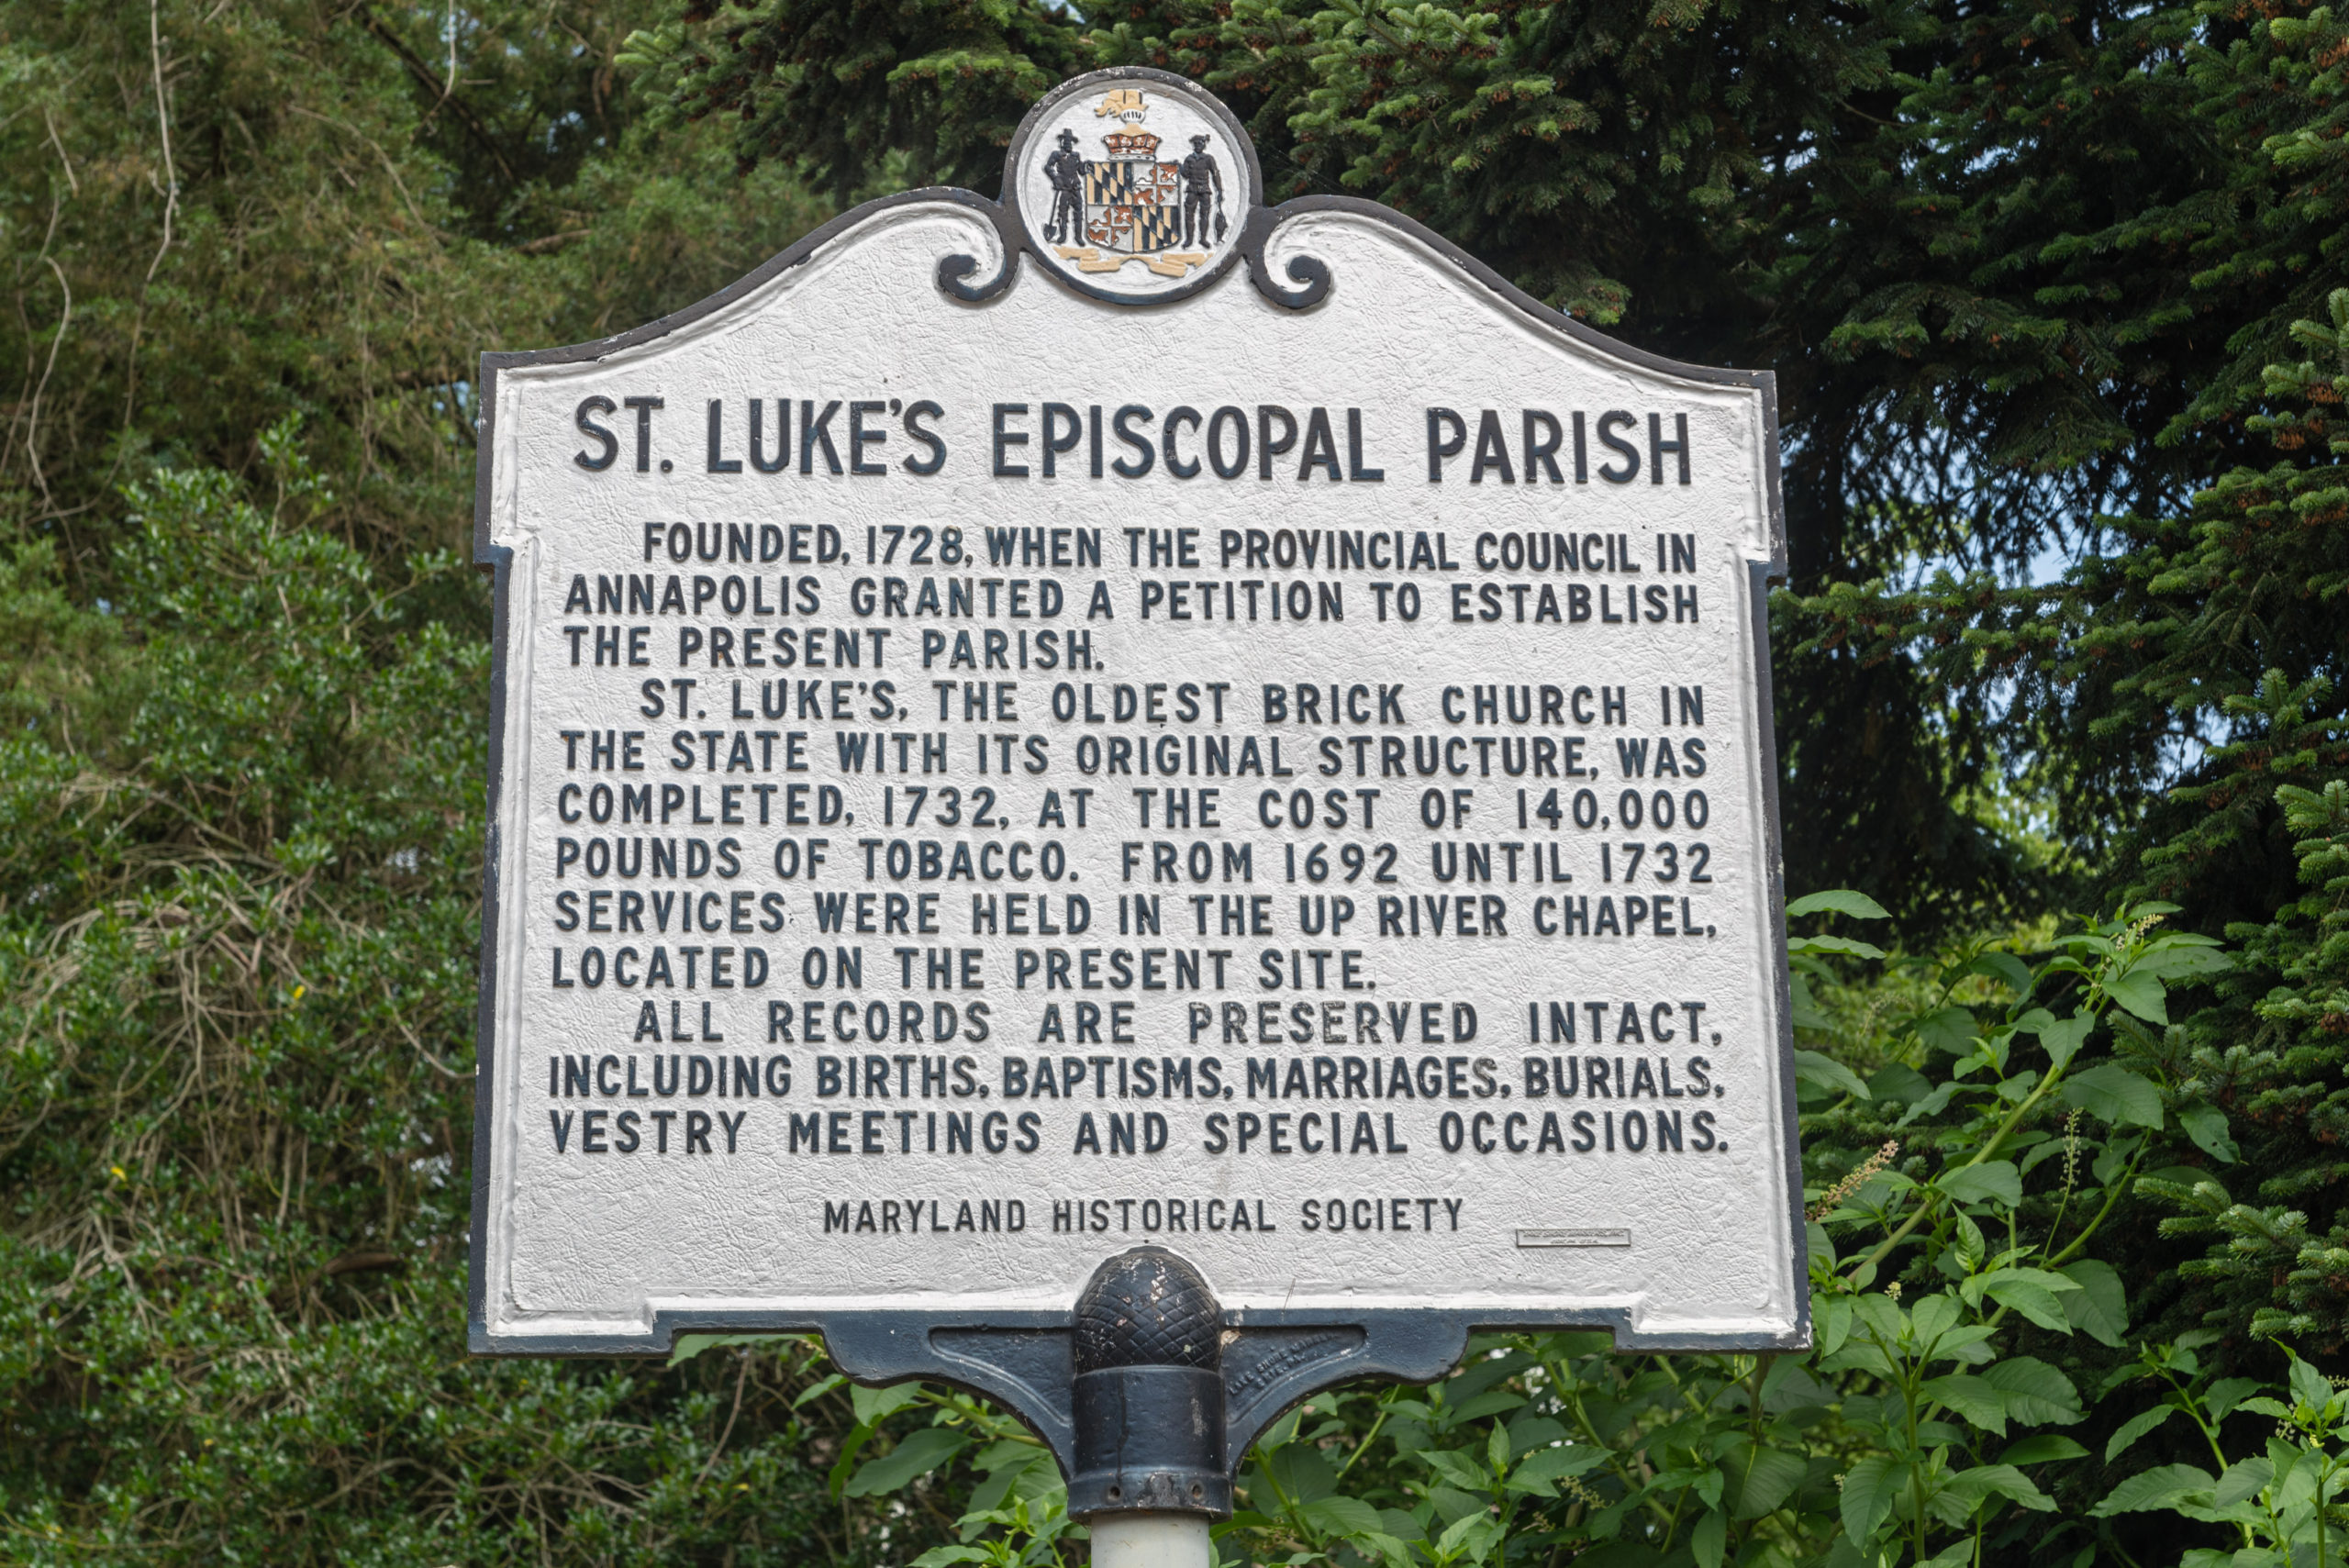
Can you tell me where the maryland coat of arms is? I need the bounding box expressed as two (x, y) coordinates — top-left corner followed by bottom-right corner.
(1040, 89), (1226, 279)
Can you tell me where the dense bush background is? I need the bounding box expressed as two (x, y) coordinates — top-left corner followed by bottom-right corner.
(2, 1), (2345, 1563)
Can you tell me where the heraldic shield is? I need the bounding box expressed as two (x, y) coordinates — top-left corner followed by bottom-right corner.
(1084, 157), (1181, 253)
(1036, 86), (1225, 281)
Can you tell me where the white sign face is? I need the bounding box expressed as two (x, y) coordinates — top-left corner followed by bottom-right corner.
(470, 70), (1804, 1354)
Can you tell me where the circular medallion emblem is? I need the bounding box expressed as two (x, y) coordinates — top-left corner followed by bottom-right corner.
(1005, 69), (1261, 306)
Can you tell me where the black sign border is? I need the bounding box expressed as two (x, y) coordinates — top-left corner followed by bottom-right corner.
(466, 76), (1808, 1410)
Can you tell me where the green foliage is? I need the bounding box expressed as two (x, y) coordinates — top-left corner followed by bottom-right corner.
(629, 0), (1080, 206)
(818, 898), (2349, 1568)
(0, 0), (828, 571)
(0, 440), (941, 1565)
(2145, 767), (2349, 1352)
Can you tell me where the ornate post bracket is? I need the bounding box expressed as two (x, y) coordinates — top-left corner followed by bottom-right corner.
(819, 1246), (1475, 1520)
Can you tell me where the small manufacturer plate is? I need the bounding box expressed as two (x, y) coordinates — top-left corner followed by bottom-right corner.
(1516, 1229), (1632, 1249)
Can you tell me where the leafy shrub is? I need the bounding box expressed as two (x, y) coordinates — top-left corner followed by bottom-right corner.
(815, 899), (2349, 1568)
(0, 441), (913, 1566)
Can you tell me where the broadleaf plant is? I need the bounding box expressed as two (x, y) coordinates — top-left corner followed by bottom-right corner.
(745, 895), (2349, 1567)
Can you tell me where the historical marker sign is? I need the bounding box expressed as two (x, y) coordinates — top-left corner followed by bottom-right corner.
(469, 70), (1804, 1366)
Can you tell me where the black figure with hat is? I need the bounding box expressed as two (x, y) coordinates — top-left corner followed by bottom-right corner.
(1179, 134), (1226, 249)
(1044, 128), (1086, 244)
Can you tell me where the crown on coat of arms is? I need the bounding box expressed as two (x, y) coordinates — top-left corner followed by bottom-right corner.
(1094, 89), (1161, 160)
(1101, 128), (1163, 158)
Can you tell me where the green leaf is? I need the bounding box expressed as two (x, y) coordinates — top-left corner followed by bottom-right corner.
(1424, 1485), (1488, 1527)
(1938, 1161), (2021, 1210)
(2090, 1463), (2218, 1517)
(2265, 1431), (2304, 1498)
(2103, 965), (2169, 1024)
(844, 1428), (969, 1497)
(1377, 1506), (1425, 1544)
(1841, 1453), (1906, 1546)
(2134, 938), (2232, 982)
(1867, 1063), (1935, 1103)
(1999, 1435), (2089, 1465)
(1416, 1446), (1490, 1495)
(1965, 951), (2036, 995)
(1435, 1509), (1502, 1565)
(2214, 1456), (2277, 1509)
(2062, 1063), (2165, 1129)
(1947, 1462), (2055, 1513)
(962, 1452), (1031, 1517)
(2202, 1378), (2266, 1422)
(1691, 1508), (1728, 1568)
(1504, 1417), (1567, 1460)
(968, 1439), (1047, 1474)
(1448, 1388), (1528, 1423)
(1815, 1291), (1854, 1358)
(2019, 1008), (2095, 1069)
(850, 1382), (926, 1427)
(1983, 1357), (2084, 1425)
(1795, 1049), (1872, 1101)
(828, 1424), (878, 1501)
(2177, 1102), (2240, 1163)
(668, 1331), (785, 1368)
(1954, 1210), (1987, 1273)
(1896, 1080), (1963, 1128)
(1508, 1443), (1602, 1495)
(1788, 932), (1890, 960)
(2288, 1351), (2334, 1416)
(792, 1373), (848, 1410)
(1790, 972), (1831, 1032)
(1269, 1443), (1341, 1503)
(2104, 1405), (2176, 1463)
(1921, 1373), (2009, 1435)
(1917, 1006), (1978, 1054)
(1911, 1290), (1962, 1346)
(1787, 889), (1890, 920)
(1854, 1292), (1909, 1347)
(909, 1550), (993, 1567)
(2057, 1259), (2128, 1347)
(1352, 1530), (1417, 1568)
(1720, 1440), (1808, 1518)
(1924, 1323), (2000, 1366)
(1298, 1496), (1386, 1539)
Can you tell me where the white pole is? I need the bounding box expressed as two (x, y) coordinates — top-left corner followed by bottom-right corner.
(1088, 1512), (1211, 1568)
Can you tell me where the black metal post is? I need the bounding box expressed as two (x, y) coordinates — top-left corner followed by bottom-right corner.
(1068, 1246), (1230, 1519)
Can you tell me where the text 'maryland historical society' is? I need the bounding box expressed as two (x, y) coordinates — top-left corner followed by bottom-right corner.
(470, 69), (1805, 1354)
